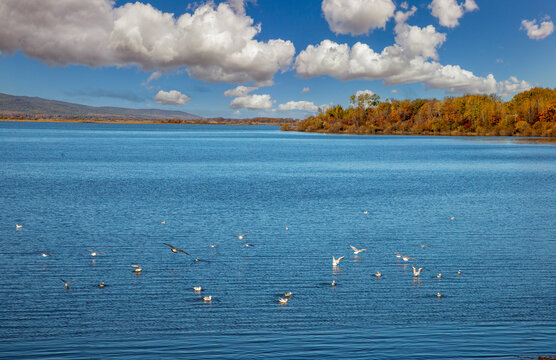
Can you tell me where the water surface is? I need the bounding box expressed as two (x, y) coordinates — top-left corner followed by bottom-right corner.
(1, 122), (555, 359)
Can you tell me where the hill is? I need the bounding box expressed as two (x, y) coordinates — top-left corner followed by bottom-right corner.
(0, 92), (201, 120)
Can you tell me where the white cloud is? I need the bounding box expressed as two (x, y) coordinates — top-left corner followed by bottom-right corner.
(230, 94), (274, 109)
(224, 85), (258, 97)
(521, 18), (554, 40)
(355, 89), (375, 97)
(277, 101), (319, 111)
(154, 90), (191, 105)
(294, 8), (531, 97)
(301, 87), (310, 93)
(0, 0), (295, 83)
(429, 0), (478, 28)
(322, 0), (396, 35)
(144, 71), (162, 85)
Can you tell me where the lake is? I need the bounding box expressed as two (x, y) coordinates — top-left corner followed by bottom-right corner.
(0, 122), (555, 359)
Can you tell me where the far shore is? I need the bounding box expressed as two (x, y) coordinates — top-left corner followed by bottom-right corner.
(0, 117), (298, 126)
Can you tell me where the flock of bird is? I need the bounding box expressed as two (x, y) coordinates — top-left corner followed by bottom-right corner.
(24, 214), (461, 303)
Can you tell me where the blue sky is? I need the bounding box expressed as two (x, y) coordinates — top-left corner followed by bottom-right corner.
(0, 0), (555, 118)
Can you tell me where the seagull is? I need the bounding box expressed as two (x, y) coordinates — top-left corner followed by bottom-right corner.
(163, 243), (189, 255)
(193, 286), (203, 292)
(437, 292), (442, 298)
(395, 252), (416, 262)
(61, 279), (75, 289)
(332, 256), (344, 266)
(331, 280), (336, 286)
(205, 244), (219, 248)
(436, 273), (442, 279)
(16, 224), (23, 230)
(278, 298), (288, 304)
(38, 251), (52, 257)
(285, 227), (289, 231)
(234, 234), (248, 240)
(457, 269), (462, 275)
(98, 282), (106, 288)
(284, 292), (292, 297)
(161, 221), (166, 224)
(363, 210), (368, 214)
(87, 249), (104, 256)
(412, 266), (423, 277)
(373, 271), (382, 278)
(417, 244), (430, 248)
(131, 265), (142, 273)
(350, 245), (367, 255)
(450, 217), (455, 220)
(194, 257), (200, 262)
(203, 296), (212, 302)
(241, 242), (254, 247)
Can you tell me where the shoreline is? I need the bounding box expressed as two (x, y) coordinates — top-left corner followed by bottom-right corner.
(0, 117), (295, 126)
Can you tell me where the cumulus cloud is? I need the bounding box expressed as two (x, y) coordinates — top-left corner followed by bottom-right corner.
(355, 89), (375, 97)
(154, 90), (191, 105)
(294, 7), (531, 96)
(322, 0), (396, 35)
(429, 0), (478, 28)
(301, 87), (310, 93)
(0, 0), (295, 83)
(277, 101), (319, 111)
(230, 94), (274, 109)
(224, 85), (258, 97)
(521, 18), (554, 40)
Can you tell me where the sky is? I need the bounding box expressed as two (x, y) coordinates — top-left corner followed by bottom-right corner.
(0, 0), (555, 119)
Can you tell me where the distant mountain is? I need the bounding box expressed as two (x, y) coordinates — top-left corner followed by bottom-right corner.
(0, 93), (201, 120)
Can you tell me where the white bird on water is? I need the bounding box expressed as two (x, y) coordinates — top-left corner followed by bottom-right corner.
(350, 245), (367, 255)
(436, 273), (442, 279)
(131, 265), (142, 273)
(373, 271), (382, 278)
(193, 286), (203, 292)
(284, 292), (292, 297)
(38, 251), (52, 257)
(332, 256), (344, 266)
(203, 296), (212, 302)
(16, 224), (23, 230)
(278, 298), (288, 304)
(412, 266), (423, 277)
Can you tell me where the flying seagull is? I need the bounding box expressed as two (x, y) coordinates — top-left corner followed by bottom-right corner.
(278, 298), (288, 304)
(61, 279), (75, 289)
(163, 243), (189, 255)
(241, 242), (254, 247)
(412, 266), (423, 277)
(373, 271), (382, 278)
(234, 234), (248, 240)
(350, 245), (367, 254)
(332, 256), (345, 266)
(38, 251), (52, 257)
(394, 252), (416, 262)
(87, 249), (104, 256)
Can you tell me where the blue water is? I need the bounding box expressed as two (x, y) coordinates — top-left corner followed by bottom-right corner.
(0, 122), (555, 359)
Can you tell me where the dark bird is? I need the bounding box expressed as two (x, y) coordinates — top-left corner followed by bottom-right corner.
(61, 279), (75, 289)
(241, 242), (254, 247)
(163, 243), (190, 255)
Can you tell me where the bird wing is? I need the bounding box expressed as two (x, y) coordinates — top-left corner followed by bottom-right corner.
(338, 256), (345, 261)
(131, 265), (140, 268)
(350, 245), (358, 252)
(163, 243), (175, 249)
(87, 249), (94, 252)
(177, 248), (190, 255)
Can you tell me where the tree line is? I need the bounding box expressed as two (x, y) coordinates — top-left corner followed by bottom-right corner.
(281, 88), (556, 137)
